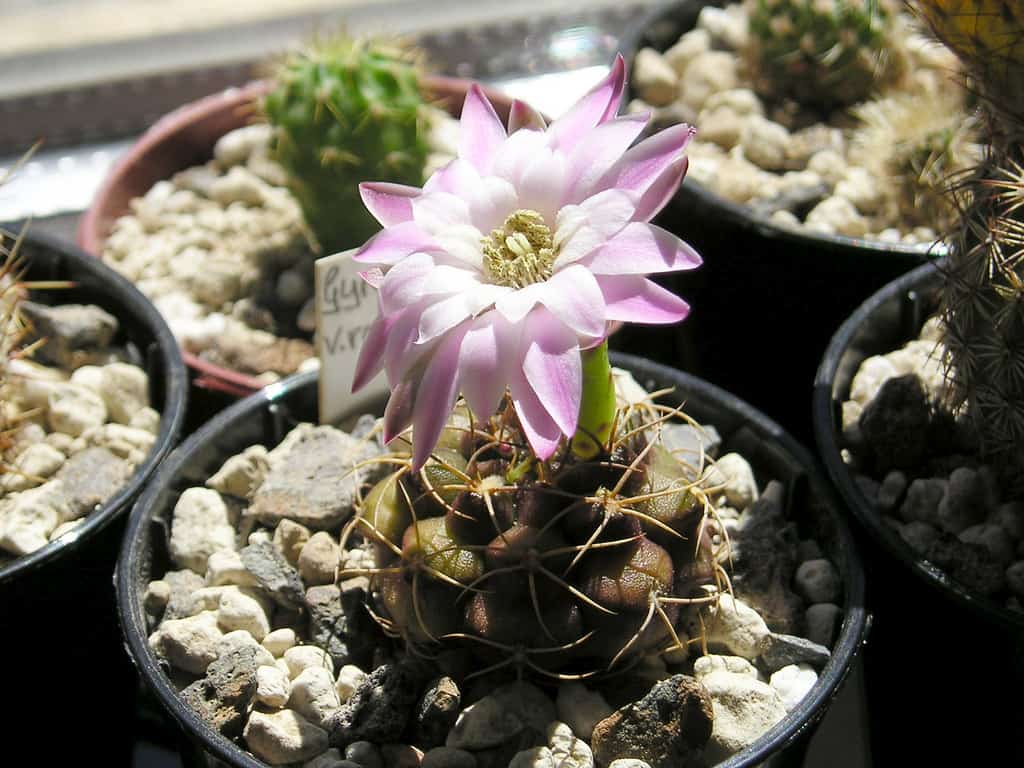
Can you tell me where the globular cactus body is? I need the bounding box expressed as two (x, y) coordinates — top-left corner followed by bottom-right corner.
(263, 36), (429, 254)
(342, 396), (726, 679)
(913, 0), (1024, 488)
(744, 0), (902, 110)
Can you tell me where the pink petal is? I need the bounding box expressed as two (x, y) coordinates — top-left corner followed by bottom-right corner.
(563, 113), (649, 203)
(434, 224), (487, 268)
(411, 328), (468, 470)
(384, 304), (432, 382)
(352, 311), (394, 392)
(539, 265), (607, 339)
(520, 309), (582, 438)
(457, 314), (513, 419)
(508, 99), (547, 133)
(509, 367), (564, 461)
(352, 221), (439, 265)
(359, 182), (421, 227)
(593, 123), (695, 219)
(547, 54), (625, 149)
(494, 282), (546, 325)
(379, 252), (436, 315)
(598, 275), (691, 325)
(424, 157), (480, 197)
(553, 189), (636, 268)
(465, 175), (519, 234)
(491, 128), (549, 187)
(412, 191), (472, 233)
(459, 84), (508, 174)
(633, 155), (688, 223)
(416, 284), (504, 343)
(383, 375), (417, 444)
(513, 146), (565, 224)
(359, 267), (384, 288)
(581, 222), (702, 275)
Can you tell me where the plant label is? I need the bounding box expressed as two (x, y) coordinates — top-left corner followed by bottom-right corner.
(315, 249), (388, 424)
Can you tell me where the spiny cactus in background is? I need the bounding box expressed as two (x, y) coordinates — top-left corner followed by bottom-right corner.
(340, 394), (727, 680)
(0, 230), (28, 471)
(850, 89), (981, 231)
(743, 0), (906, 111)
(263, 35), (430, 254)
(912, 0), (1024, 489)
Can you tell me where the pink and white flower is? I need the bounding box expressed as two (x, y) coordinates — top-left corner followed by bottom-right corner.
(351, 55), (701, 468)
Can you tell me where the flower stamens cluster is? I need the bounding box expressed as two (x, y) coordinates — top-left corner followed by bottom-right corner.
(481, 209), (555, 289)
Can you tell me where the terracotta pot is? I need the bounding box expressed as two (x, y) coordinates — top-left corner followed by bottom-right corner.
(78, 76), (514, 398)
(118, 355), (867, 768)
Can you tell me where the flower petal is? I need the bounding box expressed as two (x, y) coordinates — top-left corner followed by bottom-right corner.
(411, 328), (467, 469)
(563, 113), (649, 203)
(633, 155), (688, 223)
(516, 145), (567, 224)
(353, 221), (439, 265)
(417, 283), (505, 343)
(508, 99), (547, 133)
(466, 175), (519, 234)
(592, 123), (695, 207)
(494, 282), (546, 325)
(491, 128), (549, 187)
(459, 84), (507, 174)
(359, 182), (421, 227)
(352, 310), (394, 392)
(521, 308), (582, 438)
(413, 191), (472, 233)
(379, 252), (436, 315)
(598, 275), (691, 325)
(581, 222), (702, 275)
(383, 374), (417, 445)
(553, 189), (636, 268)
(433, 223), (487, 268)
(510, 367), (564, 461)
(424, 157), (481, 197)
(547, 54), (625, 149)
(538, 265), (607, 339)
(457, 313), (514, 419)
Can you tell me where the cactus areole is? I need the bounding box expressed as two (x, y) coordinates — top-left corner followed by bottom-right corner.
(331, 56), (724, 677)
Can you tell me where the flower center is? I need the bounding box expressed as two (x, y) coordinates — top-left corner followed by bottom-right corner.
(481, 209), (555, 289)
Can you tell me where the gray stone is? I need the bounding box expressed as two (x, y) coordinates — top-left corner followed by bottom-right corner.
(991, 501), (1024, 540)
(926, 535), (1006, 595)
(758, 632), (831, 673)
(660, 422), (721, 463)
(414, 676), (462, 748)
(446, 696), (525, 751)
(899, 521), (940, 555)
(491, 681), (557, 735)
(299, 531), (340, 586)
(805, 603), (842, 648)
(344, 741), (383, 768)
(591, 675), (713, 768)
(21, 301), (118, 368)
(240, 539), (306, 610)
(877, 470), (908, 512)
(959, 524), (1015, 566)
(55, 447), (132, 520)
(250, 426), (380, 530)
(325, 663), (420, 748)
(700, 664), (787, 761)
(793, 558), (842, 604)
(899, 478), (947, 525)
(1006, 562), (1024, 599)
(180, 644), (260, 737)
(937, 467), (988, 534)
(244, 709), (329, 765)
(422, 746), (477, 768)
(161, 568), (206, 620)
(306, 584), (377, 670)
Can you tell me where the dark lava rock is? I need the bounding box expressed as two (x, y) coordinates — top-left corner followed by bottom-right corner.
(162, 569), (206, 621)
(55, 446), (131, 518)
(180, 645), (259, 738)
(239, 539), (306, 610)
(326, 663), (421, 748)
(729, 481), (804, 634)
(926, 534), (1006, 596)
(21, 301), (118, 368)
(591, 674), (713, 768)
(305, 584), (378, 670)
(759, 632), (832, 673)
(858, 374), (931, 472)
(412, 676), (462, 749)
(249, 426), (380, 530)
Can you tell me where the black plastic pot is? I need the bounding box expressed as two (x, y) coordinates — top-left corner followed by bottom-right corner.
(0, 229), (188, 762)
(813, 261), (1024, 763)
(118, 355), (867, 768)
(612, 0), (931, 447)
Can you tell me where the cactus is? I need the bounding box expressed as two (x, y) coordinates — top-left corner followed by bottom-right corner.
(743, 0), (906, 111)
(262, 35), (430, 254)
(340, 393), (728, 679)
(912, 1), (1024, 488)
(0, 229), (28, 470)
(850, 89), (981, 231)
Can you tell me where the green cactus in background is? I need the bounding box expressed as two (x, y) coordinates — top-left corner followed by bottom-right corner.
(850, 89), (981, 231)
(263, 35), (430, 254)
(912, 0), (1024, 489)
(341, 393), (727, 680)
(744, 0), (904, 111)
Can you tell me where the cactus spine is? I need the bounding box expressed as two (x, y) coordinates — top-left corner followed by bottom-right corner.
(744, 0), (905, 111)
(914, 1), (1024, 487)
(0, 229), (28, 471)
(262, 35), (430, 255)
(341, 394), (727, 679)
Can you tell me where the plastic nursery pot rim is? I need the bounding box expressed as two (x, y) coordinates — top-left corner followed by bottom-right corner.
(0, 230), (188, 585)
(812, 261), (1024, 633)
(77, 76), (516, 399)
(117, 357), (868, 768)
(618, 0), (943, 261)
